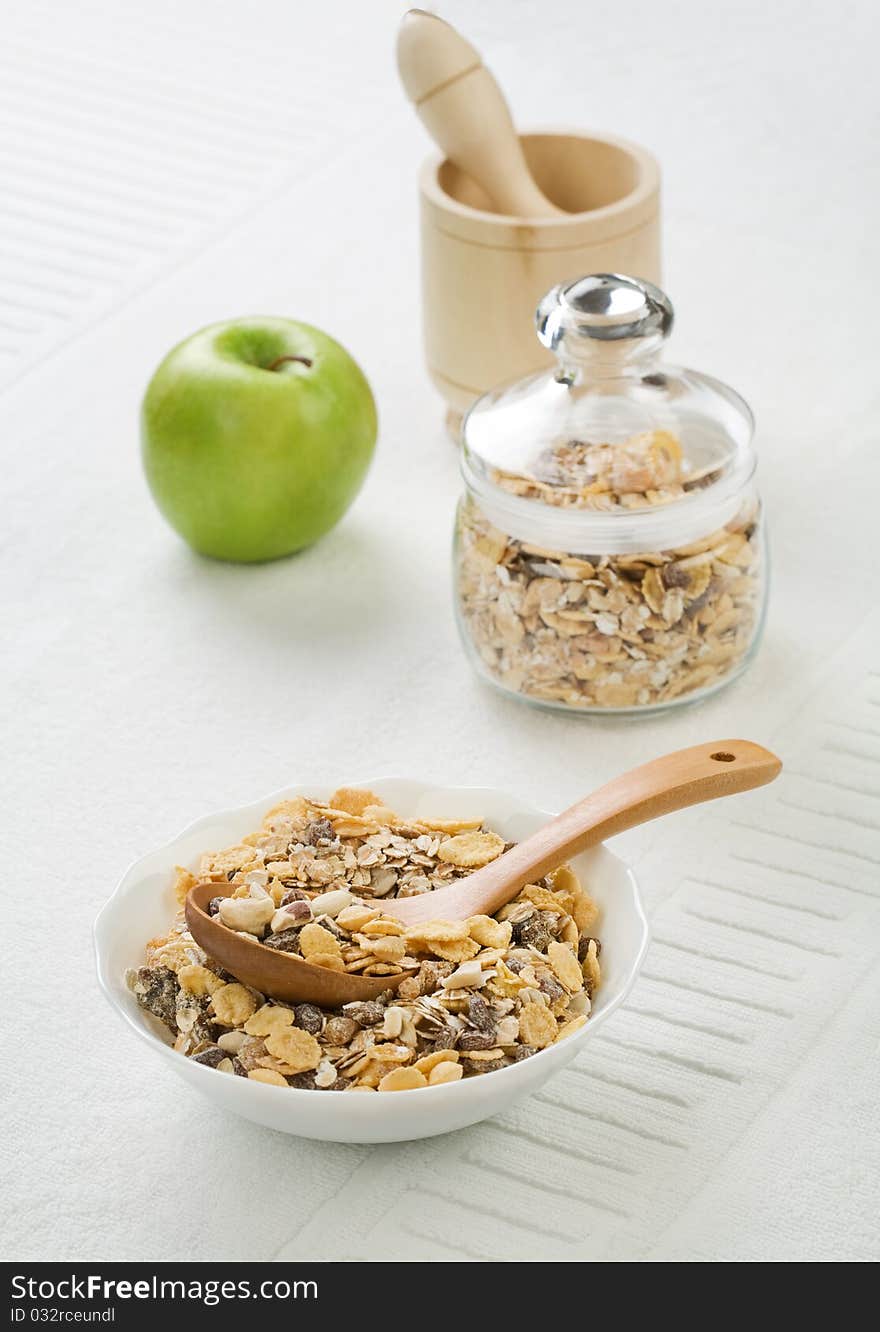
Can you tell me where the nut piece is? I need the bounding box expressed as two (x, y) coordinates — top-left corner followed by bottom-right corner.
(218, 893), (274, 935)
(211, 983), (258, 1027)
(270, 905), (309, 933)
(217, 1030), (247, 1054)
(314, 1059), (338, 1089)
(381, 1006), (406, 1039)
(442, 960), (485, 989)
(377, 1066), (428, 1092)
(248, 1068), (288, 1086)
(309, 888), (355, 918)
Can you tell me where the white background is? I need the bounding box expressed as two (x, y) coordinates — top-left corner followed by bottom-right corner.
(2, 0), (878, 1261)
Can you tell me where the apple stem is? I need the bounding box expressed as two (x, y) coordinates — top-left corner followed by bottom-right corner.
(265, 355), (313, 372)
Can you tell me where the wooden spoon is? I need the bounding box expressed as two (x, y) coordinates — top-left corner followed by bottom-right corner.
(385, 740), (781, 927)
(186, 740), (780, 1004)
(397, 9), (563, 219)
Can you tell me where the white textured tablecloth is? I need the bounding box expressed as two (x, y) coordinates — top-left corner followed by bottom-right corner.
(2, 0), (878, 1262)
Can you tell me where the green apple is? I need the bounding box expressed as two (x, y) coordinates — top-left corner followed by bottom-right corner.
(141, 316), (377, 562)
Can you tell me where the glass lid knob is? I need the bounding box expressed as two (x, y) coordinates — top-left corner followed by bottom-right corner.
(536, 273), (674, 352)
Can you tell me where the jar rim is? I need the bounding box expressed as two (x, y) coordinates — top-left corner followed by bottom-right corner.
(460, 360), (758, 555)
(460, 446), (757, 555)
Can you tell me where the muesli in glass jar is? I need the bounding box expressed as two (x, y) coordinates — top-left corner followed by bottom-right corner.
(454, 274), (766, 714)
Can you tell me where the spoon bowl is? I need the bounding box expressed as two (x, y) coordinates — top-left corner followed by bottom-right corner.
(184, 880), (403, 1006)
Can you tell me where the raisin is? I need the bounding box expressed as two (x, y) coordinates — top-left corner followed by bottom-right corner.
(417, 960), (454, 993)
(342, 1000), (385, 1027)
(327, 1076), (351, 1091)
(186, 1018), (217, 1049)
(539, 974), (565, 1003)
(305, 819), (334, 846)
(322, 1016), (358, 1045)
(512, 1045), (538, 1062)
(208, 897), (224, 916)
(190, 1045), (228, 1068)
(458, 1030), (497, 1051)
(661, 562), (690, 589)
(262, 931), (302, 954)
(431, 1026), (460, 1050)
(281, 887), (309, 906)
(468, 994), (495, 1032)
(235, 1038), (267, 1071)
(463, 1055), (507, 1073)
(577, 936), (602, 962)
(135, 966), (179, 1025)
(512, 914), (553, 950)
(287, 1071), (318, 1090)
(294, 1003), (324, 1035)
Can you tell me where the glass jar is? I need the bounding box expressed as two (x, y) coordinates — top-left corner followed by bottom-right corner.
(453, 274), (766, 714)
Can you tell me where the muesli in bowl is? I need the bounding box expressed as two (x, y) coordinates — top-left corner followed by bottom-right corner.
(95, 778), (647, 1142)
(128, 787), (602, 1093)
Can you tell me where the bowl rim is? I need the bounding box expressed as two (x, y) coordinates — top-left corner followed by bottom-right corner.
(419, 128), (661, 230)
(94, 778), (651, 1105)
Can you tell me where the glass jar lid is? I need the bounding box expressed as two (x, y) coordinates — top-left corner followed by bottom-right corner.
(461, 274), (756, 554)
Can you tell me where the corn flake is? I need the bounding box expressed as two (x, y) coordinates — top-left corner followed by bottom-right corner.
(547, 940), (583, 993)
(244, 1005), (295, 1037)
(467, 914), (513, 949)
(329, 787), (381, 816)
(378, 1067), (428, 1092)
(517, 1001), (558, 1048)
(264, 1027), (322, 1074)
(437, 830), (505, 868)
(299, 922), (342, 959)
(177, 964), (223, 997)
(211, 984), (257, 1027)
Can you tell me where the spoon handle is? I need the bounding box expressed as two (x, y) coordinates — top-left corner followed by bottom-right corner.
(393, 740), (781, 924)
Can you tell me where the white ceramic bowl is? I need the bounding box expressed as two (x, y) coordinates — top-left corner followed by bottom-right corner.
(94, 779), (650, 1143)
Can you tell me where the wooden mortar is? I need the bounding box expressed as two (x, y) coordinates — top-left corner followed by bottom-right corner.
(419, 129), (661, 431)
